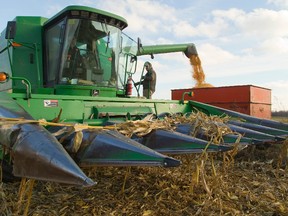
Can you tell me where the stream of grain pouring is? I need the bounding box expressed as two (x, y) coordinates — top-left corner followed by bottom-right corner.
(190, 55), (213, 88)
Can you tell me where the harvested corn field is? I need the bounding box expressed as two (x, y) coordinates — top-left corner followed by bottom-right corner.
(1, 141), (288, 215)
(1, 112), (288, 215)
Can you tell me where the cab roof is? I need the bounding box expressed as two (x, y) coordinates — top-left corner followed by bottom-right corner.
(44, 5), (128, 30)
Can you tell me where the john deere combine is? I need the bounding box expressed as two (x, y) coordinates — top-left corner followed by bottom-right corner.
(0, 5), (287, 187)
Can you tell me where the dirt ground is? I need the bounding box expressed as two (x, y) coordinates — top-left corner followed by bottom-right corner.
(1, 142), (287, 216)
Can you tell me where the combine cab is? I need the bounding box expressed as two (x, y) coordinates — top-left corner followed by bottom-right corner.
(0, 5), (287, 186)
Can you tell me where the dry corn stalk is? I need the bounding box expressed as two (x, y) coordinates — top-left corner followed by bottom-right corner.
(0, 117), (114, 130)
(277, 138), (288, 172)
(15, 178), (35, 216)
(116, 118), (172, 138)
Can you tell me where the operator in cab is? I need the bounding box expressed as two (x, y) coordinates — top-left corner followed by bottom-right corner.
(136, 61), (157, 99)
(65, 37), (85, 80)
(67, 37), (82, 68)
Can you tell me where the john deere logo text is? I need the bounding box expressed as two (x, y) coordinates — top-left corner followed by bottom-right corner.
(44, 100), (58, 107)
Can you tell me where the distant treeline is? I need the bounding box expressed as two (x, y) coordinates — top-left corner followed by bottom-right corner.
(272, 111), (288, 117)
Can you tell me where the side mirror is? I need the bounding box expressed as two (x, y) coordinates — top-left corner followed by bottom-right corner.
(137, 37), (143, 53)
(130, 56), (137, 63)
(5, 21), (17, 39)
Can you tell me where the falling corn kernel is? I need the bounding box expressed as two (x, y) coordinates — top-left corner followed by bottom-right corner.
(190, 55), (213, 88)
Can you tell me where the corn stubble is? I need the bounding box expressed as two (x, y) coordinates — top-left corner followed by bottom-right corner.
(1, 113), (288, 216)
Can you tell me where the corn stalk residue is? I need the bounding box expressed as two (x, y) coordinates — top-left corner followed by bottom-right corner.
(190, 54), (213, 88)
(1, 114), (288, 215)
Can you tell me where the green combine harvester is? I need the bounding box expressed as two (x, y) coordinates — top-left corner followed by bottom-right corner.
(0, 5), (287, 187)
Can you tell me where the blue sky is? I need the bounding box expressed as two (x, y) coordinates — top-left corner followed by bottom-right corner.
(1, 0), (288, 111)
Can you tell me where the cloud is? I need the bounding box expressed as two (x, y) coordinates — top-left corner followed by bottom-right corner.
(89, 1), (288, 48)
(171, 17), (229, 38)
(93, 0), (177, 37)
(267, 0), (288, 8)
(46, 4), (64, 16)
(235, 9), (288, 38)
(198, 43), (238, 65)
(208, 8), (288, 40)
(258, 37), (288, 54)
(172, 21), (198, 37)
(202, 51), (287, 78)
(265, 80), (288, 88)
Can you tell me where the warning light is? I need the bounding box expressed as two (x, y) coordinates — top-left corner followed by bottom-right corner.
(0, 72), (9, 82)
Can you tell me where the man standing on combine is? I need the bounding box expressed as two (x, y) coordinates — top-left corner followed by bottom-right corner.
(140, 62), (157, 99)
